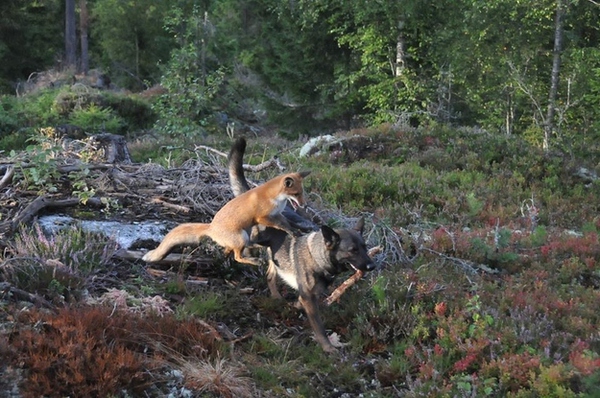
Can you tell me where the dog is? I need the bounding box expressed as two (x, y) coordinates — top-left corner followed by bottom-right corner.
(228, 137), (375, 352)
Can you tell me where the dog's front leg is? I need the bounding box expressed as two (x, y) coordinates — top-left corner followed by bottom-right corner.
(298, 293), (336, 353)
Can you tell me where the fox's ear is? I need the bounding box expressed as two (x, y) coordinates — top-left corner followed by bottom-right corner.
(299, 170), (311, 178)
(354, 217), (365, 234)
(321, 225), (340, 249)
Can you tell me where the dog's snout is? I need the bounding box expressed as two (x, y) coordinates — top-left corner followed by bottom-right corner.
(365, 260), (376, 271)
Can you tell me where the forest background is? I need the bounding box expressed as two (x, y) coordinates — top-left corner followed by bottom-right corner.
(1, 0), (600, 397)
(1, 0), (599, 151)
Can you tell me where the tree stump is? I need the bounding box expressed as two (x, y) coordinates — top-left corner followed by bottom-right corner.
(92, 133), (132, 164)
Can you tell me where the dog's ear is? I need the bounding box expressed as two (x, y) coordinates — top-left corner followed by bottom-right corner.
(299, 170), (311, 178)
(354, 217), (365, 234)
(321, 225), (340, 249)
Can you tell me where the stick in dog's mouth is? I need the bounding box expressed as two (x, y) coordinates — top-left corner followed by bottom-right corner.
(325, 246), (382, 306)
(325, 269), (365, 306)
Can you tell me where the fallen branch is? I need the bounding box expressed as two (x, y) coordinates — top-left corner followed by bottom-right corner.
(242, 157), (286, 173)
(115, 249), (215, 267)
(0, 165), (14, 190)
(151, 197), (191, 213)
(0, 281), (56, 309)
(0, 195), (104, 236)
(420, 247), (499, 275)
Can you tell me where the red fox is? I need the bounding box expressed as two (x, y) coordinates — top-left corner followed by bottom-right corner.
(143, 139), (310, 265)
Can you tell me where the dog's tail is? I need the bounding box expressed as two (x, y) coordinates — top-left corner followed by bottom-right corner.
(228, 137), (252, 196)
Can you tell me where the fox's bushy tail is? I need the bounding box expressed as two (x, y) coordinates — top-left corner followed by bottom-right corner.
(228, 137), (252, 197)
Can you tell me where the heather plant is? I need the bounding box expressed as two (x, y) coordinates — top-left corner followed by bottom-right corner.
(11, 224), (117, 274)
(8, 306), (223, 397)
(3, 225), (119, 302)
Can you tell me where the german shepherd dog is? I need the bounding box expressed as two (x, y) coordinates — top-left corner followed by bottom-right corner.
(228, 138), (375, 352)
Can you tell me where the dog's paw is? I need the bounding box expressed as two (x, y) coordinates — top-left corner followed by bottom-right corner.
(328, 332), (348, 349)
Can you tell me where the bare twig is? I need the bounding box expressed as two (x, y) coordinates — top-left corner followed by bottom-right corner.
(0, 165), (14, 190)
(194, 145), (228, 158)
(151, 197), (191, 213)
(420, 247), (499, 276)
(194, 143), (287, 173)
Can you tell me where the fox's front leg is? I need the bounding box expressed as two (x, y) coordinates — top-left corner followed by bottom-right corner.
(257, 214), (302, 237)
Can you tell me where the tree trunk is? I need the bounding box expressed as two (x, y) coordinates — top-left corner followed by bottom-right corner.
(65, 0), (77, 70)
(392, 20), (406, 115)
(79, 0), (89, 75)
(544, 0), (566, 151)
(394, 20), (406, 78)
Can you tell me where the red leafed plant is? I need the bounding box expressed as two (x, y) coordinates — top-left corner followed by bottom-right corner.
(9, 305), (222, 397)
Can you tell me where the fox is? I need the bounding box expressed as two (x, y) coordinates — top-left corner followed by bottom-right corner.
(143, 138), (310, 265)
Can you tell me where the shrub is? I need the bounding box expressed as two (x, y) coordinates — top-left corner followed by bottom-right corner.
(102, 92), (156, 131)
(0, 95), (20, 136)
(68, 103), (125, 134)
(11, 224), (117, 274)
(3, 225), (119, 302)
(9, 306), (223, 397)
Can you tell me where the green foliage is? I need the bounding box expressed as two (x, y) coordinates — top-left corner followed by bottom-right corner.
(12, 88), (62, 128)
(101, 92), (156, 131)
(0, 1), (63, 93)
(69, 168), (96, 205)
(90, 0), (176, 89)
(12, 136), (61, 193)
(530, 225), (548, 247)
(152, 6), (227, 137)
(180, 290), (227, 319)
(68, 103), (125, 134)
(0, 95), (20, 135)
(0, 131), (30, 151)
(0, 87), (155, 141)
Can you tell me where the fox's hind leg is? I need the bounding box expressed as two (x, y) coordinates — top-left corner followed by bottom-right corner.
(143, 223), (208, 262)
(223, 230), (261, 266)
(232, 247), (261, 266)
